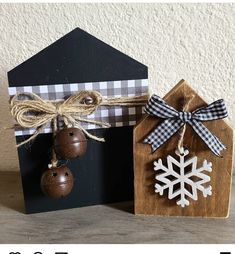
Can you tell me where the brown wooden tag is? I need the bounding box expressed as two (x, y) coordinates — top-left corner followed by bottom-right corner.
(134, 79), (234, 217)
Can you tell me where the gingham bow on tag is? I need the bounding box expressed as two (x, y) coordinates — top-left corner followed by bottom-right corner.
(143, 95), (228, 156)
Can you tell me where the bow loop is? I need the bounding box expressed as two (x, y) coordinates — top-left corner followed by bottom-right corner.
(11, 92), (57, 128)
(192, 99), (228, 121)
(145, 95), (179, 119)
(144, 95), (227, 156)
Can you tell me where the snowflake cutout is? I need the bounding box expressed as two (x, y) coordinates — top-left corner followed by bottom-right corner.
(154, 149), (212, 207)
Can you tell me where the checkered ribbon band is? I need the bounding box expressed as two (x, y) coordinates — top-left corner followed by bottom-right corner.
(143, 95), (228, 156)
(9, 79), (148, 136)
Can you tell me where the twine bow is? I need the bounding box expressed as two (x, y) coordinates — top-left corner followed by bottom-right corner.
(10, 90), (148, 147)
(143, 95), (228, 156)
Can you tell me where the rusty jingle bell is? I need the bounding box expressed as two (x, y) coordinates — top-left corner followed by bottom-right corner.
(41, 165), (74, 199)
(42, 96), (93, 198)
(54, 127), (87, 159)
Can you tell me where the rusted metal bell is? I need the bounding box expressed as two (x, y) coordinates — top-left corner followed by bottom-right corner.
(54, 128), (87, 159)
(40, 165), (74, 199)
(82, 96), (94, 105)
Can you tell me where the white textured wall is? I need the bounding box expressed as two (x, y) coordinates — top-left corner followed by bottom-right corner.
(0, 3), (234, 171)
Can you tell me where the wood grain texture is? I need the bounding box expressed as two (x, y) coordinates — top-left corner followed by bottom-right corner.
(134, 80), (234, 217)
(0, 171), (235, 243)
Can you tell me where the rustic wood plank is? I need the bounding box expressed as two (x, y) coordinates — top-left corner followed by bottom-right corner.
(0, 171), (235, 243)
(134, 80), (234, 217)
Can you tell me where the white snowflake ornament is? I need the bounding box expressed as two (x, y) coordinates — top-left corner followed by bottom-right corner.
(154, 148), (212, 207)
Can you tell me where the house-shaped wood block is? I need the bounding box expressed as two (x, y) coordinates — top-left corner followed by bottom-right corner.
(134, 80), (233, 217)
(7, 27), (148, 214)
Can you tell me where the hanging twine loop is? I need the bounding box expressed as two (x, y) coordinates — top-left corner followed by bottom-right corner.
(48, 117), (59, 168)
(177, 94), (195, 155)
(10, 90), (148, 148)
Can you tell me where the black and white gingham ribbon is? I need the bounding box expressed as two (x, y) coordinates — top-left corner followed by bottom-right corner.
(8, 79), (148, 136)
(143, 95), (228, 156)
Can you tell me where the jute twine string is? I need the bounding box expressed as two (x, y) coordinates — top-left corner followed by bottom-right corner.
(10, 90), (148, 148)
(177, 93), (195, 155)
(48, 117), (59, 168)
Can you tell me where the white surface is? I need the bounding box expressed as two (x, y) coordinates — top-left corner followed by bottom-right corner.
(0, 3), (234, 171)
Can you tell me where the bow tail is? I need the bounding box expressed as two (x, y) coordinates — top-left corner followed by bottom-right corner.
(144, 118), (183, 152)
(188, 119), (226, 156)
